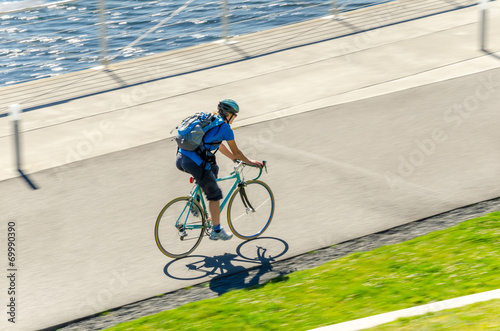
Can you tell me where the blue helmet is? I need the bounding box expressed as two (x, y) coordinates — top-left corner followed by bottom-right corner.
(218, 99), (239, 115)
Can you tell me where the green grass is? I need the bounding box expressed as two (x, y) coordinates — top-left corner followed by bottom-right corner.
(367, 299), (500, 330)
(105, 212), (500, 331)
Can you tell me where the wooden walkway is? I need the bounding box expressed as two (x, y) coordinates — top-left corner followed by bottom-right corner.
(0, 0), (476, 117)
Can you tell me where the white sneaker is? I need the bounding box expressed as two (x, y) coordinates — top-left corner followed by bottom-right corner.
(209, 227), (233, 241)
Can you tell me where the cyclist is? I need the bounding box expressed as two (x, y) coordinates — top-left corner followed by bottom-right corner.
(176, 99), (264, 241)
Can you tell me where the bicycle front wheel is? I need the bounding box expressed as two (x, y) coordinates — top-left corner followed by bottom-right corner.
(155, 197), (206, 259)
(227, 180), (275, 240)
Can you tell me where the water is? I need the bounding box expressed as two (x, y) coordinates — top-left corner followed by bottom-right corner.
(0, 0), (384, 87)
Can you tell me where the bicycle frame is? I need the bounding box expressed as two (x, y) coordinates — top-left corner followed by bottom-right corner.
(178, 161), (266, 231)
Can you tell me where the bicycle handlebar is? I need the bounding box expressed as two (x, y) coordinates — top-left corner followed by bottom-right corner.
(233, 160), (268, 180)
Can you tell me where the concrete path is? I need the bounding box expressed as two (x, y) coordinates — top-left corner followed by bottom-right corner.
(1, 0), (500, 330)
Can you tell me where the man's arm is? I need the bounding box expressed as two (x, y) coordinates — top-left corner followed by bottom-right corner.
(219, 143), (236, 161)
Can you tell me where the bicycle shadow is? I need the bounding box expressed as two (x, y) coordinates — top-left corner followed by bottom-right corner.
(163, 237), (289, 296)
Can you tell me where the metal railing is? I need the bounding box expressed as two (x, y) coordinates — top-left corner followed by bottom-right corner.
(0, 0), (488, 192)
(0, 0), (392, 87)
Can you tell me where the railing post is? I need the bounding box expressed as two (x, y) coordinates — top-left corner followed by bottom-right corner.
(98, 0), (109, 67)
(9, 104), (38, 190)
(221, 0), (229, 41)
(9, 104), (22, 171)
(479, 0), (489, 51)
(330, 0), (339, 18)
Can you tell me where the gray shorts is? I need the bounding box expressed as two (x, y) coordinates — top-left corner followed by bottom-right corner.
(176, 152), (223, 201)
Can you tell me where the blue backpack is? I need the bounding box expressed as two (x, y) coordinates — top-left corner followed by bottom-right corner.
(175, 112), (224, 152)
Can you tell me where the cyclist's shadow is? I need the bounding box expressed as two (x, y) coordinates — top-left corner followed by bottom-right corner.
(164, 237), (289, 296)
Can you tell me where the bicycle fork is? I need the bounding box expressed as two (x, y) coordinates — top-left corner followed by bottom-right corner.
(238, 183), (255, 214)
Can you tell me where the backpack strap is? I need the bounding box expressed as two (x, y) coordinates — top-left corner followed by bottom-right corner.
(201, 120), (224, 154)
(198, 121), (224, 180)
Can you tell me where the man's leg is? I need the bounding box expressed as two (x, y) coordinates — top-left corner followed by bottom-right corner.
(209, 200), (221, 226)
(207, 198), (232, 241)
(190, 164), (231, 241)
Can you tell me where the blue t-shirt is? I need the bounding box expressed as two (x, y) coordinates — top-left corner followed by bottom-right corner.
(179, 122), (234, 169)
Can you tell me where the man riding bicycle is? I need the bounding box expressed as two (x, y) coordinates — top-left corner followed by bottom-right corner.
(176, 99), (264, 241)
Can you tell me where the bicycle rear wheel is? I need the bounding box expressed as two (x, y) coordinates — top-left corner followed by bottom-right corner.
(155, 197), (206, 258)
(227, 180), (275, 240)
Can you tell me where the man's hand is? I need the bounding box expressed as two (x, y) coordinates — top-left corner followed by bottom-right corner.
(249, 160), (264, 168)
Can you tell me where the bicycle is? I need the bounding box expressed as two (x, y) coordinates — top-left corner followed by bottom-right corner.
(155, 160), (275, 259)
